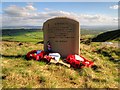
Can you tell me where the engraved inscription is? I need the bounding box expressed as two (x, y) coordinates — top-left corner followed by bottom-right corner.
(47, 22), (75, 42)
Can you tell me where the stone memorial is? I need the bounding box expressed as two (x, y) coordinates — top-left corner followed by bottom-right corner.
(43, 17), (80, 57)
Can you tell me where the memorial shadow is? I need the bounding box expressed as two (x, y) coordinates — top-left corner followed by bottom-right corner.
(1, 53), (70, 68)
(1, 54), (26, 60)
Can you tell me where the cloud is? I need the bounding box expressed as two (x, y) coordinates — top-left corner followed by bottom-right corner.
(79, 14), (118, 25)
(44, 8), (51, 11)
(3, 7), (79, 26)
(3, 4), (37, 17)
(2, 4), (118, 26)
(110, 5), (119, 9)
(25, 5), (37, 11)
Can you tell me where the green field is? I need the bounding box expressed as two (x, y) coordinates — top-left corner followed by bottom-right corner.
(2, 29), (43, 42)
(1, 29), (120, 88)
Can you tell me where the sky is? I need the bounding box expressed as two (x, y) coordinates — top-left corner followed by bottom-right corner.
(1, 2), (119, 27)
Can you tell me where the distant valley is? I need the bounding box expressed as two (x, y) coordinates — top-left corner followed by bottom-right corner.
(2, 25), (118, 31)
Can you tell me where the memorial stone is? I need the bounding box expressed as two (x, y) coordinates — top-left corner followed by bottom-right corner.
(43, 17), (80, 57)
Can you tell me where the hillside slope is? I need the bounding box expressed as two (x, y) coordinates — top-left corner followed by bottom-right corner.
(91, 29), (120, 42)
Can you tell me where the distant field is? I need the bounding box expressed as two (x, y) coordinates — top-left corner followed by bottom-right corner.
(1, 29), (105, 42)
(2, 29), (43, 42)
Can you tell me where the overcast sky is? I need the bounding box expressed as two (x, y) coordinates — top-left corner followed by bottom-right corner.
(1, 2), (119, 27)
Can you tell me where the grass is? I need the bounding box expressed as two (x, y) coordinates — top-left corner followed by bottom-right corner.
(1, 29), (120, 88)
(1, 41), (119, 88)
